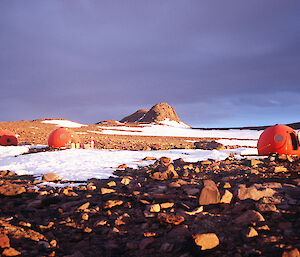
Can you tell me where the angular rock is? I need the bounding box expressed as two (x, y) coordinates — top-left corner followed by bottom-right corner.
(199, 180), (220, 205)
(121, 176), (132, 185)
(282, 248), (300, 257)
(2, 247), (21, 256)
(193, 233), (219, 250)
(220, 190), (233, 204)
(234, 210), (265, 225)
(0, 233), (10, 248)
(246, 227), (258, 238)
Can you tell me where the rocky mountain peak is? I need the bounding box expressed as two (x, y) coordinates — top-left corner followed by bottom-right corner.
(120, 102), (184, 125)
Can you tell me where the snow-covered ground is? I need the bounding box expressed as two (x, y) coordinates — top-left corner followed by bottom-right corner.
(41, 119), (87, 128)
(0, 146), (258, 181)
(98, 124), (262, 140)
(0, 121), (264, 183)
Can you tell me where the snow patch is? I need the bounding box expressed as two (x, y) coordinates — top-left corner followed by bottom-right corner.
(0, 146), (254, 181)
(159, 118), (190, 128)
(41, 120), (87, 128)
(99, 124), (262, 139)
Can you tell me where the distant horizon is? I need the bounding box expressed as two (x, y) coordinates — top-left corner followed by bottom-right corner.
(1, 112), (299, 129)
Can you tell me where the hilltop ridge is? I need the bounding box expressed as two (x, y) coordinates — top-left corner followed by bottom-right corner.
(120, 102), (189, 127)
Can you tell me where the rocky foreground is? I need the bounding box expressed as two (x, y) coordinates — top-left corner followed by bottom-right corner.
(0, 155), (299, 257)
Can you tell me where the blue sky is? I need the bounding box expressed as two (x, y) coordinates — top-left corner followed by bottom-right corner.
(0, 1), (299, 127)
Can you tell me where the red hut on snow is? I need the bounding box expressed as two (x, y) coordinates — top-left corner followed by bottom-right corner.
(0, 129), (18, 146)
(257, 124), (300, 156)
(48, 128), (81, 148)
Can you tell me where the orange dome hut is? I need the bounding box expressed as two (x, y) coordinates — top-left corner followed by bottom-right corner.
(0, 129), (18, 146)
(257, 124), (300, 156)
(48, 128), (80, 148)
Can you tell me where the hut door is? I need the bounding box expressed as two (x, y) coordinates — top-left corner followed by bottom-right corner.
(290, 133), (299, 150)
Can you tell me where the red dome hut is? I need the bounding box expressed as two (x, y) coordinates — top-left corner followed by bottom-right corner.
(257, 124), (300, 156)
(0, 129), (18, 146)
(48, 128), (80, 148)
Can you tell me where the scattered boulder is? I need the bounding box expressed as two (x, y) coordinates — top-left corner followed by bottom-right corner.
(199, 180), (220, 205)
(0, 233), (10, 248)
(193, 233), (219, 250)
(282, 248), (300, 257)
(237, 183), (280, 201)
(234, 210), (265, 225)
(42, 172), (61, 182)
(194, 141), (225, 150)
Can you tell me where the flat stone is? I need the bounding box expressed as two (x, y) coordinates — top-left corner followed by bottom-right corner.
(101, 188), (116, 194)
(2, 247), (21, 256)
(160, 202), (174, 209)
(104, 200), (124, 209)
(42, 173), (61, 182)
(237, 184), (278, 201)
(193, 233), (219, 250)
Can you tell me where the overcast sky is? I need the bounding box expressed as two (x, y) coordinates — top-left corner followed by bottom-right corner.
(0, 1), (299, 127)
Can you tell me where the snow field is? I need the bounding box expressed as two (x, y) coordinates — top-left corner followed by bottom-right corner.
(0, 146), (258, 182)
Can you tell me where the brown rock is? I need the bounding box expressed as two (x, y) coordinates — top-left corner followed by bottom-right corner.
(234, 210), (265, 225)
(104, 200), (124, 209)
(121, 176), (132, 185)
(81, 213), (89, 221)
(151, 172), (168, 180)
(282, 248), (300, 257)
(157, 213), (184, 225)
(101, 188), (116, 194)
(199, 180), (220, 205)
(160, 157), (172, 166)
(246, 227), (258, 238)
(42, 172), (61, 182)
(160, 202), (174, 209)
(77, 202), (90, 211)
(237, 184), (278, 201)
(107, 181), (116, 187)
(149, 204), (160, 213)
(193, 233), (219, 250)
(2, 247), (21, 256)
(220, 190), (233, 204)
(0, 233), (10, 248)
(194, 141), (225, 150)
(0, 183), (26, 196)
(143, 156), (157, 161)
